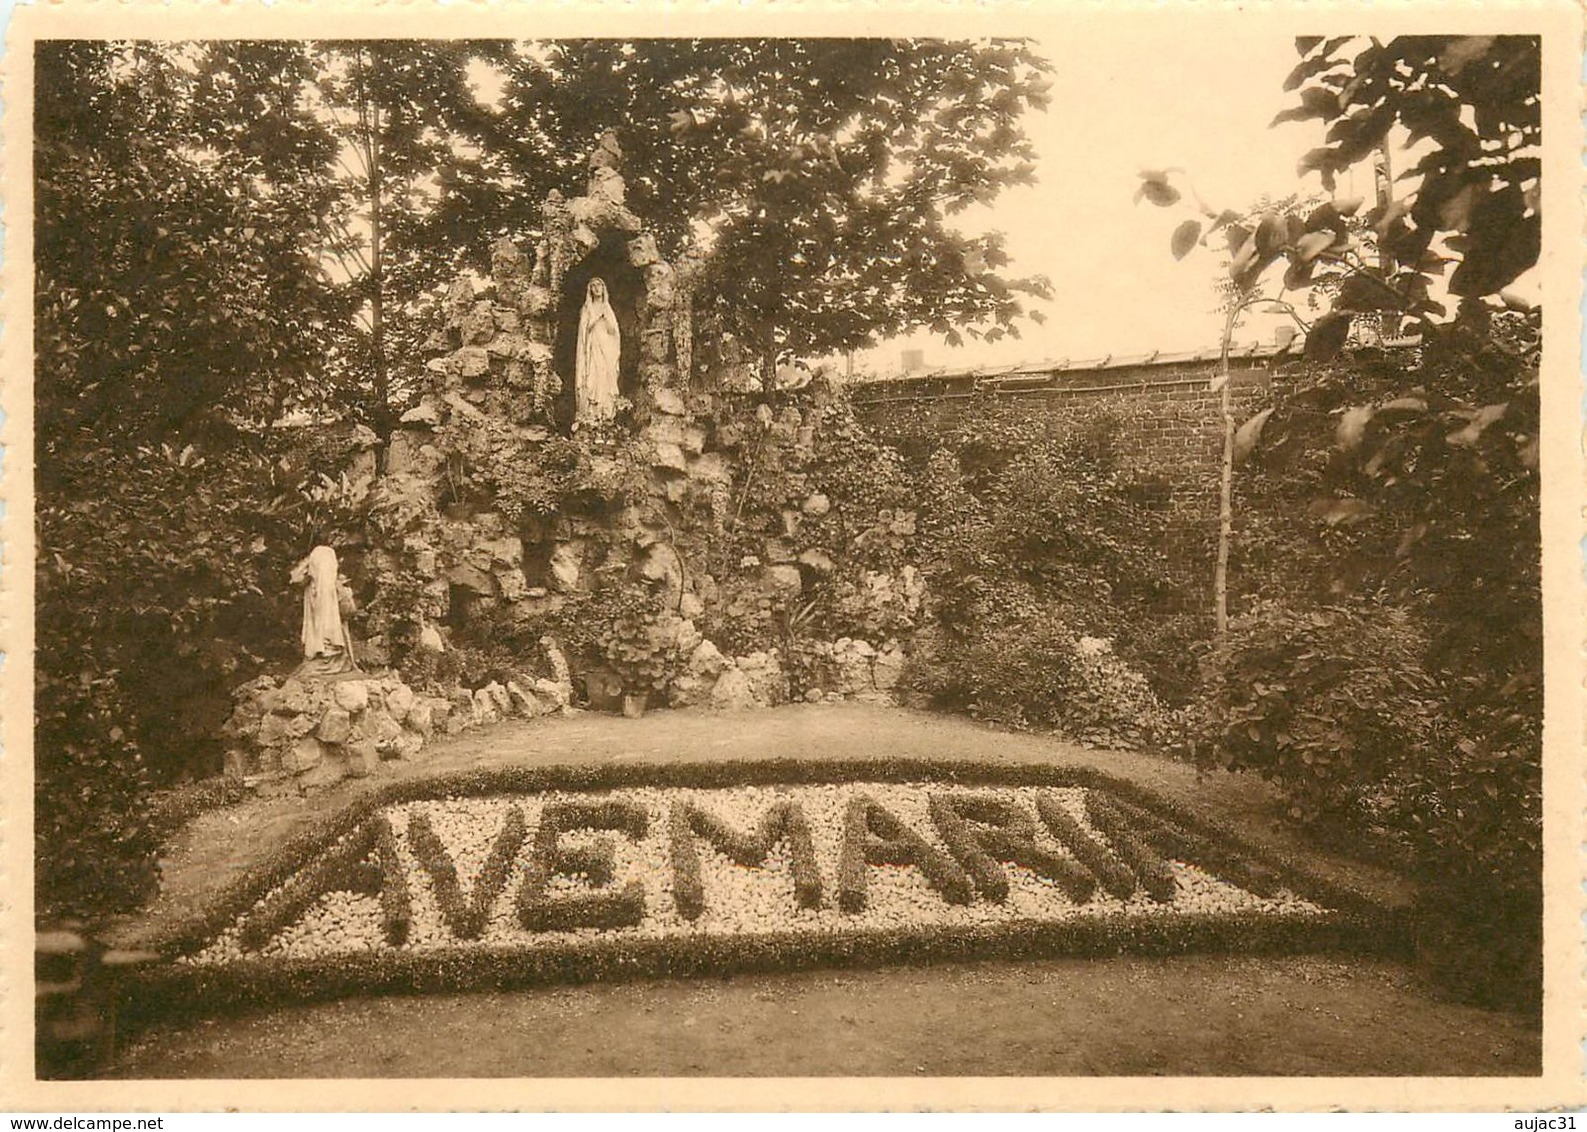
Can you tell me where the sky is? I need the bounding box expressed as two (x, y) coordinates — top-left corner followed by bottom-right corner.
(857, 28), (1373, 376)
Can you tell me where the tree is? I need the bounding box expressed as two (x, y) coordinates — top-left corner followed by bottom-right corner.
(492, 39), (1054, 383)
(1142, 34), (1543, 1007)
(35, 41), (343, 450)
(310, 40), (519, 432)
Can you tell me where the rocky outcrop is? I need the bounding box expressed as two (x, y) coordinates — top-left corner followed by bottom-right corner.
(221, 668), (568, 793)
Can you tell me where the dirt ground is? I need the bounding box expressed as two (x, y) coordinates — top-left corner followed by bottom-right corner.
(110, 953), (1538, 1078)
(106, 703), (1536, 1080)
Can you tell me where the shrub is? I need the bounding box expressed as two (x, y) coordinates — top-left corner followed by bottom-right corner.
(1174, 599), (1440, 834)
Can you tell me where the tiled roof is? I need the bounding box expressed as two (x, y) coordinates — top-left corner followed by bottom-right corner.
(854, 334), (1421, 392)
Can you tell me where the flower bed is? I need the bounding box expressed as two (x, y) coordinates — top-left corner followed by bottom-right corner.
(120, 759), (1406, 1024)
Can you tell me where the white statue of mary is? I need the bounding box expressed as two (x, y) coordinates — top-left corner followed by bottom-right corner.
(574, 277), (621, 426)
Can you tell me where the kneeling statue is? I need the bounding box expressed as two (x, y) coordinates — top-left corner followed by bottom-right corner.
(290, 544), (359, 677)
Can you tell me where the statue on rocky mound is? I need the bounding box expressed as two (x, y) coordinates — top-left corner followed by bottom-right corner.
(574, 276), (621, 427)
(290, 544), (359, 677)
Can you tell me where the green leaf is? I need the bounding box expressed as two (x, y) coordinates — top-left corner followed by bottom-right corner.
(1304, 311), (1353, 361)
(1233, 408), (1275, 465)
(1170, 219), (1202, 260)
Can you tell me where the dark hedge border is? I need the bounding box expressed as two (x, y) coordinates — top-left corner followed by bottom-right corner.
(1029, 793), (1140, 900)
(837, 794), (973, 913)
(1077, 795), (1178, 902)
(671, 800), (823, 921)
(1101, 795), (1283, 898)
(126, 755), (1415, 1022)
(929, 792), (1098, 903)
(515, 799), (650, 932)
(407, 806), (527, 941)
(233, 822), (380, 952)
(123, 908), (1395, 1031)
(372, 815), (411, 947)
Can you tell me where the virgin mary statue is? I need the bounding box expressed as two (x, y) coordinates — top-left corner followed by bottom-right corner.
(574, 277), (621, 426)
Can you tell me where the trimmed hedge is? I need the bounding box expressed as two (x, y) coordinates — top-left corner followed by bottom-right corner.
(372, 815), (411, 947)
(515, 798), (650, 933)
(234, 823), (379, 952)
(407, 806), (526, 941)
(120, 756), (1409, 1029)
(836, 794), (974, 913)
(124, 909), (1394, 1031)
(140, 756), (1402, 959)
(1079, 794), (1178, 903)
(670, 799), (823, 921)
(1030, 793), (1139, 900)
(928, 792), (1097, 902)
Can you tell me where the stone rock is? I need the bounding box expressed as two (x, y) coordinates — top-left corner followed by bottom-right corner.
(497, 567), (528, 602)
(521, 285), (553, 317)
(549, 542), (583, 593)
(507, 681), (545, 717)
(765, 564), (803, 596)
(418, 623), (447, 653)
(479, 536), (524, 567)
(645, 262), (677, 309)
(332, 680), (370, 714)
(652, 441), (688, 472)
(383, 683), (416, 720)
(873, 644), (906, 692)
(737, 650), (788, 707)
(299, 750), (349, 790)
(680, 422), (708, 455)
(590, 164), (626, 204)
(442, 390), (485, 422)
(274, 678), (315, 716)
(802, 493), (831, 517)
(223, 748), (249, 780)
(487, 332), (527, 359)
(344, 739), (379, 777)
(669, 639), (729, 708)
(316, 707), (354, 745)
(456, 346), (491, 379)
(447, 561), (496, 596)
(405, 700), (434, 738)
(471, 688), (501, 727)
(690, 451), (733, 486)
(257, 711), (310, 748)
(283, 736), (325, 774)
(798, 549), (835, 575)
(400, 397), (444, 427)
(486, 682), (513, 715)
(833, 638), (880, 697)
(652, 387), (686, 416)
(360, 708), (405, 753)
(382, 732), (423, 762)
(533, 677), (571, 709)
(461, 300), (497, 345)
(624, 231), (660, 267)
(708, 666), (756, 711)
(493, 305), (521, 334)
(386, 431), (444, 478)
(221, 696), (267, 741)
(764, 537), (796, 564)
(445, 276), (476, 323)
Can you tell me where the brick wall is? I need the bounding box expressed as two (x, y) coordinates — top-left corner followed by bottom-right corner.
(851, 358), (1288, 611)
